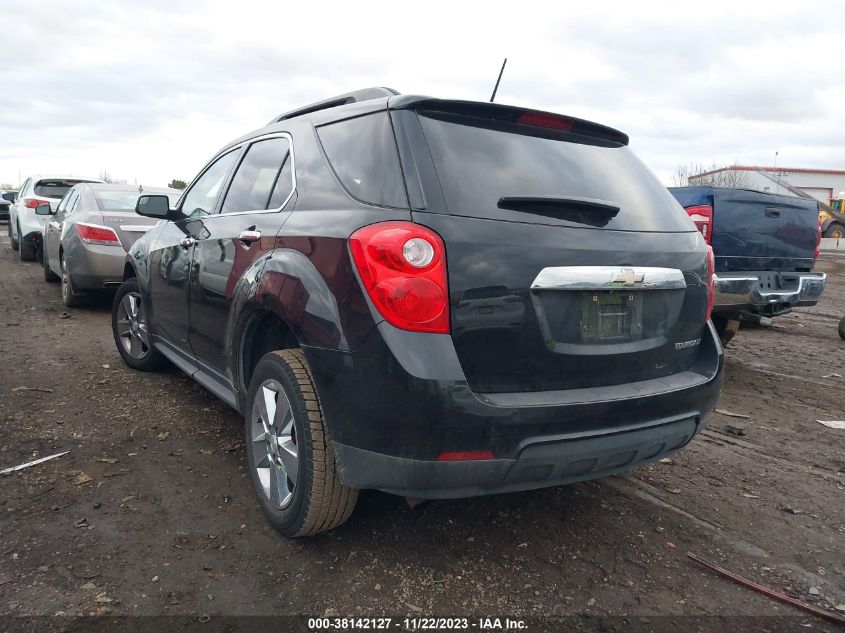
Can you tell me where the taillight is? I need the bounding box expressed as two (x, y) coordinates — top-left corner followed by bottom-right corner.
(349, 221), (449, 333)
(23, 198), (50, 209)
(685, 205), (713, 244)
(815, 217), (822, 259)
(76, 222), (121, 245)
(706, 245), (715, 321)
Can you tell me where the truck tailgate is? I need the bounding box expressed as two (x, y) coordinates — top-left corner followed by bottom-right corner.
(711, 189), (818, 272)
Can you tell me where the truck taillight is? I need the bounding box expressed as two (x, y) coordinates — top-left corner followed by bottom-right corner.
(685, 205), (713, 244)
(23, 197), (50, 209)
(76, 222), (121, 245)
(706, 245), (715, 321)
(815, 217), (822, 259)
(349, 221), (449, 334)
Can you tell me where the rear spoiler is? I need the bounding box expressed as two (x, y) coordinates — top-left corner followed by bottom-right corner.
(389, 96), (629, 147)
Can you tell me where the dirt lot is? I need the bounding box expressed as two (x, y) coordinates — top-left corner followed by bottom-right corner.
(1, 226), (843, 631)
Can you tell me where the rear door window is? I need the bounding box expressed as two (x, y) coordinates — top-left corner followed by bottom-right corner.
(221, 137), (291, 214)
(317, 112), (407, 209)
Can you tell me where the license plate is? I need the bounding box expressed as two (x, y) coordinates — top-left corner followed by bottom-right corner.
(580, 292), (643, 342)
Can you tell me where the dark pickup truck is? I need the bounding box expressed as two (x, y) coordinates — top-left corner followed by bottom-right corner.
(670, 186), (826, 345)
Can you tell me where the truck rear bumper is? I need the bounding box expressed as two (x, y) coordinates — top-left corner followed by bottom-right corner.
(713, 271), (826, 315)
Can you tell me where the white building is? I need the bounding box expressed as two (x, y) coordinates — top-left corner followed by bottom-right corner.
(689, 165), (845, 203)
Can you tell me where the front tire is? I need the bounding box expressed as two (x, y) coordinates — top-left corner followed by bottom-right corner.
(823, 223), (844, 239)
(245, 349), (357, 537)
(111, 279), (167, 371)
(839, 316), (845, 341)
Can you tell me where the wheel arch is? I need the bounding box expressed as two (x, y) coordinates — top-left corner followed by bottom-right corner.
(238, 308), (300, 406)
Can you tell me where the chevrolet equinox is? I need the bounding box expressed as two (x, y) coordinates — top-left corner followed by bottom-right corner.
(112, 88), (724, 537)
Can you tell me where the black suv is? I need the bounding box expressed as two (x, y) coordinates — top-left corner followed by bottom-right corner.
(113, 88), (723, 537)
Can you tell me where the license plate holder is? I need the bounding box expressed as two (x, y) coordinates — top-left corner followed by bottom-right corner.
(580, 291), (643, 342)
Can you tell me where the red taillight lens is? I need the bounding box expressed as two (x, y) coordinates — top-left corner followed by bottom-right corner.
(23, 198), (50, 209)
(76, 222), (121, 245)
(815, 217), (822, 259)
(517, 111), (574, 132)
(349, 221), (449, 333)
(706, 245), (715, 321)
(684, 205), (713, 244)
(436, 450), (494, 461)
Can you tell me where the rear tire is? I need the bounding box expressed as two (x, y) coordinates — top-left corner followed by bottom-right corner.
(43, 247), (59, 282)
(111, 279), (167, 371)
(9, 221), (19, 251)
(18, 223), (36, 261)
(712, 314), (740, 347)
(60, 253), (85, 307)
(839, 316), (845, 341)
(245, 349), (357, 537)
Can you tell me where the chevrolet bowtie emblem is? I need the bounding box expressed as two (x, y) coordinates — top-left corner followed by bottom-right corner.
(611, 268), (645, 286)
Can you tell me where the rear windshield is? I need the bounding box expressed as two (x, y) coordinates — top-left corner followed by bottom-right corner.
(34, 180), (92, 199)
(95, 191), (180, 212)
(417, 114), (692, 231)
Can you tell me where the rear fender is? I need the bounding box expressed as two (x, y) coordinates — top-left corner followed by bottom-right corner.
(254, 248), (358, 351)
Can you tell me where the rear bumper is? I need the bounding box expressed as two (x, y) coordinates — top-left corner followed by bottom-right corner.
(305, 320), (724, 499)
(713, 271), (827, 315)
(64, 240), (125, 290)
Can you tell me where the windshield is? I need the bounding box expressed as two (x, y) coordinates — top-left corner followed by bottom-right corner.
(95, 191), (180, 212)
(417, 114), (692, 232)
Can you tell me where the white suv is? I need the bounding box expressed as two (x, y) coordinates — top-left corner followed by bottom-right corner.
(9, 175), (102, 261)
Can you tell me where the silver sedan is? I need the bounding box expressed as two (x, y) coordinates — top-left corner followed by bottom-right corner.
(41, 183), (181, 306)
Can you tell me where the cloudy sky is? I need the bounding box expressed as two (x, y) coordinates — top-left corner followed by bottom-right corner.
(3, 0), (843, 189)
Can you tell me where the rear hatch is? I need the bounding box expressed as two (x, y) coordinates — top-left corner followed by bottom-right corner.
(32, 179), (98, 226)
(392, 100), (709, 394)
(670, 186), (819, 272)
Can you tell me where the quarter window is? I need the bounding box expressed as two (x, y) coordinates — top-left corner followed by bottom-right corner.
(181, 150), (240, 218)
(221, 137), (291, 214)
(317, 112), (407, 209)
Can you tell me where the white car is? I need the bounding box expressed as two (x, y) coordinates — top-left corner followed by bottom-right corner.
(8, 175), (103, 261)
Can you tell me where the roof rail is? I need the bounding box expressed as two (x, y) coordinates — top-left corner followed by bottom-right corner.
(269, 87), (400, 124)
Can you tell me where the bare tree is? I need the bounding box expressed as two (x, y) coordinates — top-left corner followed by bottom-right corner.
(98, 170), (128, 185)
(672, 162), (749, 187)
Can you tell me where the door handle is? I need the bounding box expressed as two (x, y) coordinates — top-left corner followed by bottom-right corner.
(765, 207), (781, 218)
(180, 237), (195, 249)
(238, 229), (261, 244)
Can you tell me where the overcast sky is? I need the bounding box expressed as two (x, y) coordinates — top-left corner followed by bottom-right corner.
(3, 0), (843, 189)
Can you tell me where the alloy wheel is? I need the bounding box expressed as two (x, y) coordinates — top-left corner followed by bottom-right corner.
(115, 292), (152, 359)
(250, 380), (298, 509)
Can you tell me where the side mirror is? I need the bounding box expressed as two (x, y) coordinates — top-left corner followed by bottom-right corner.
(135, 194), (172, 219)
(35, 203), (53, 216)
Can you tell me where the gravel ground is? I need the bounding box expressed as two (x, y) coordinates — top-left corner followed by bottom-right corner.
(1, 226), (843, 631)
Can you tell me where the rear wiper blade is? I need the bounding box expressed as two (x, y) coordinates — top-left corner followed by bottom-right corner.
(497, 196), (620, 227)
